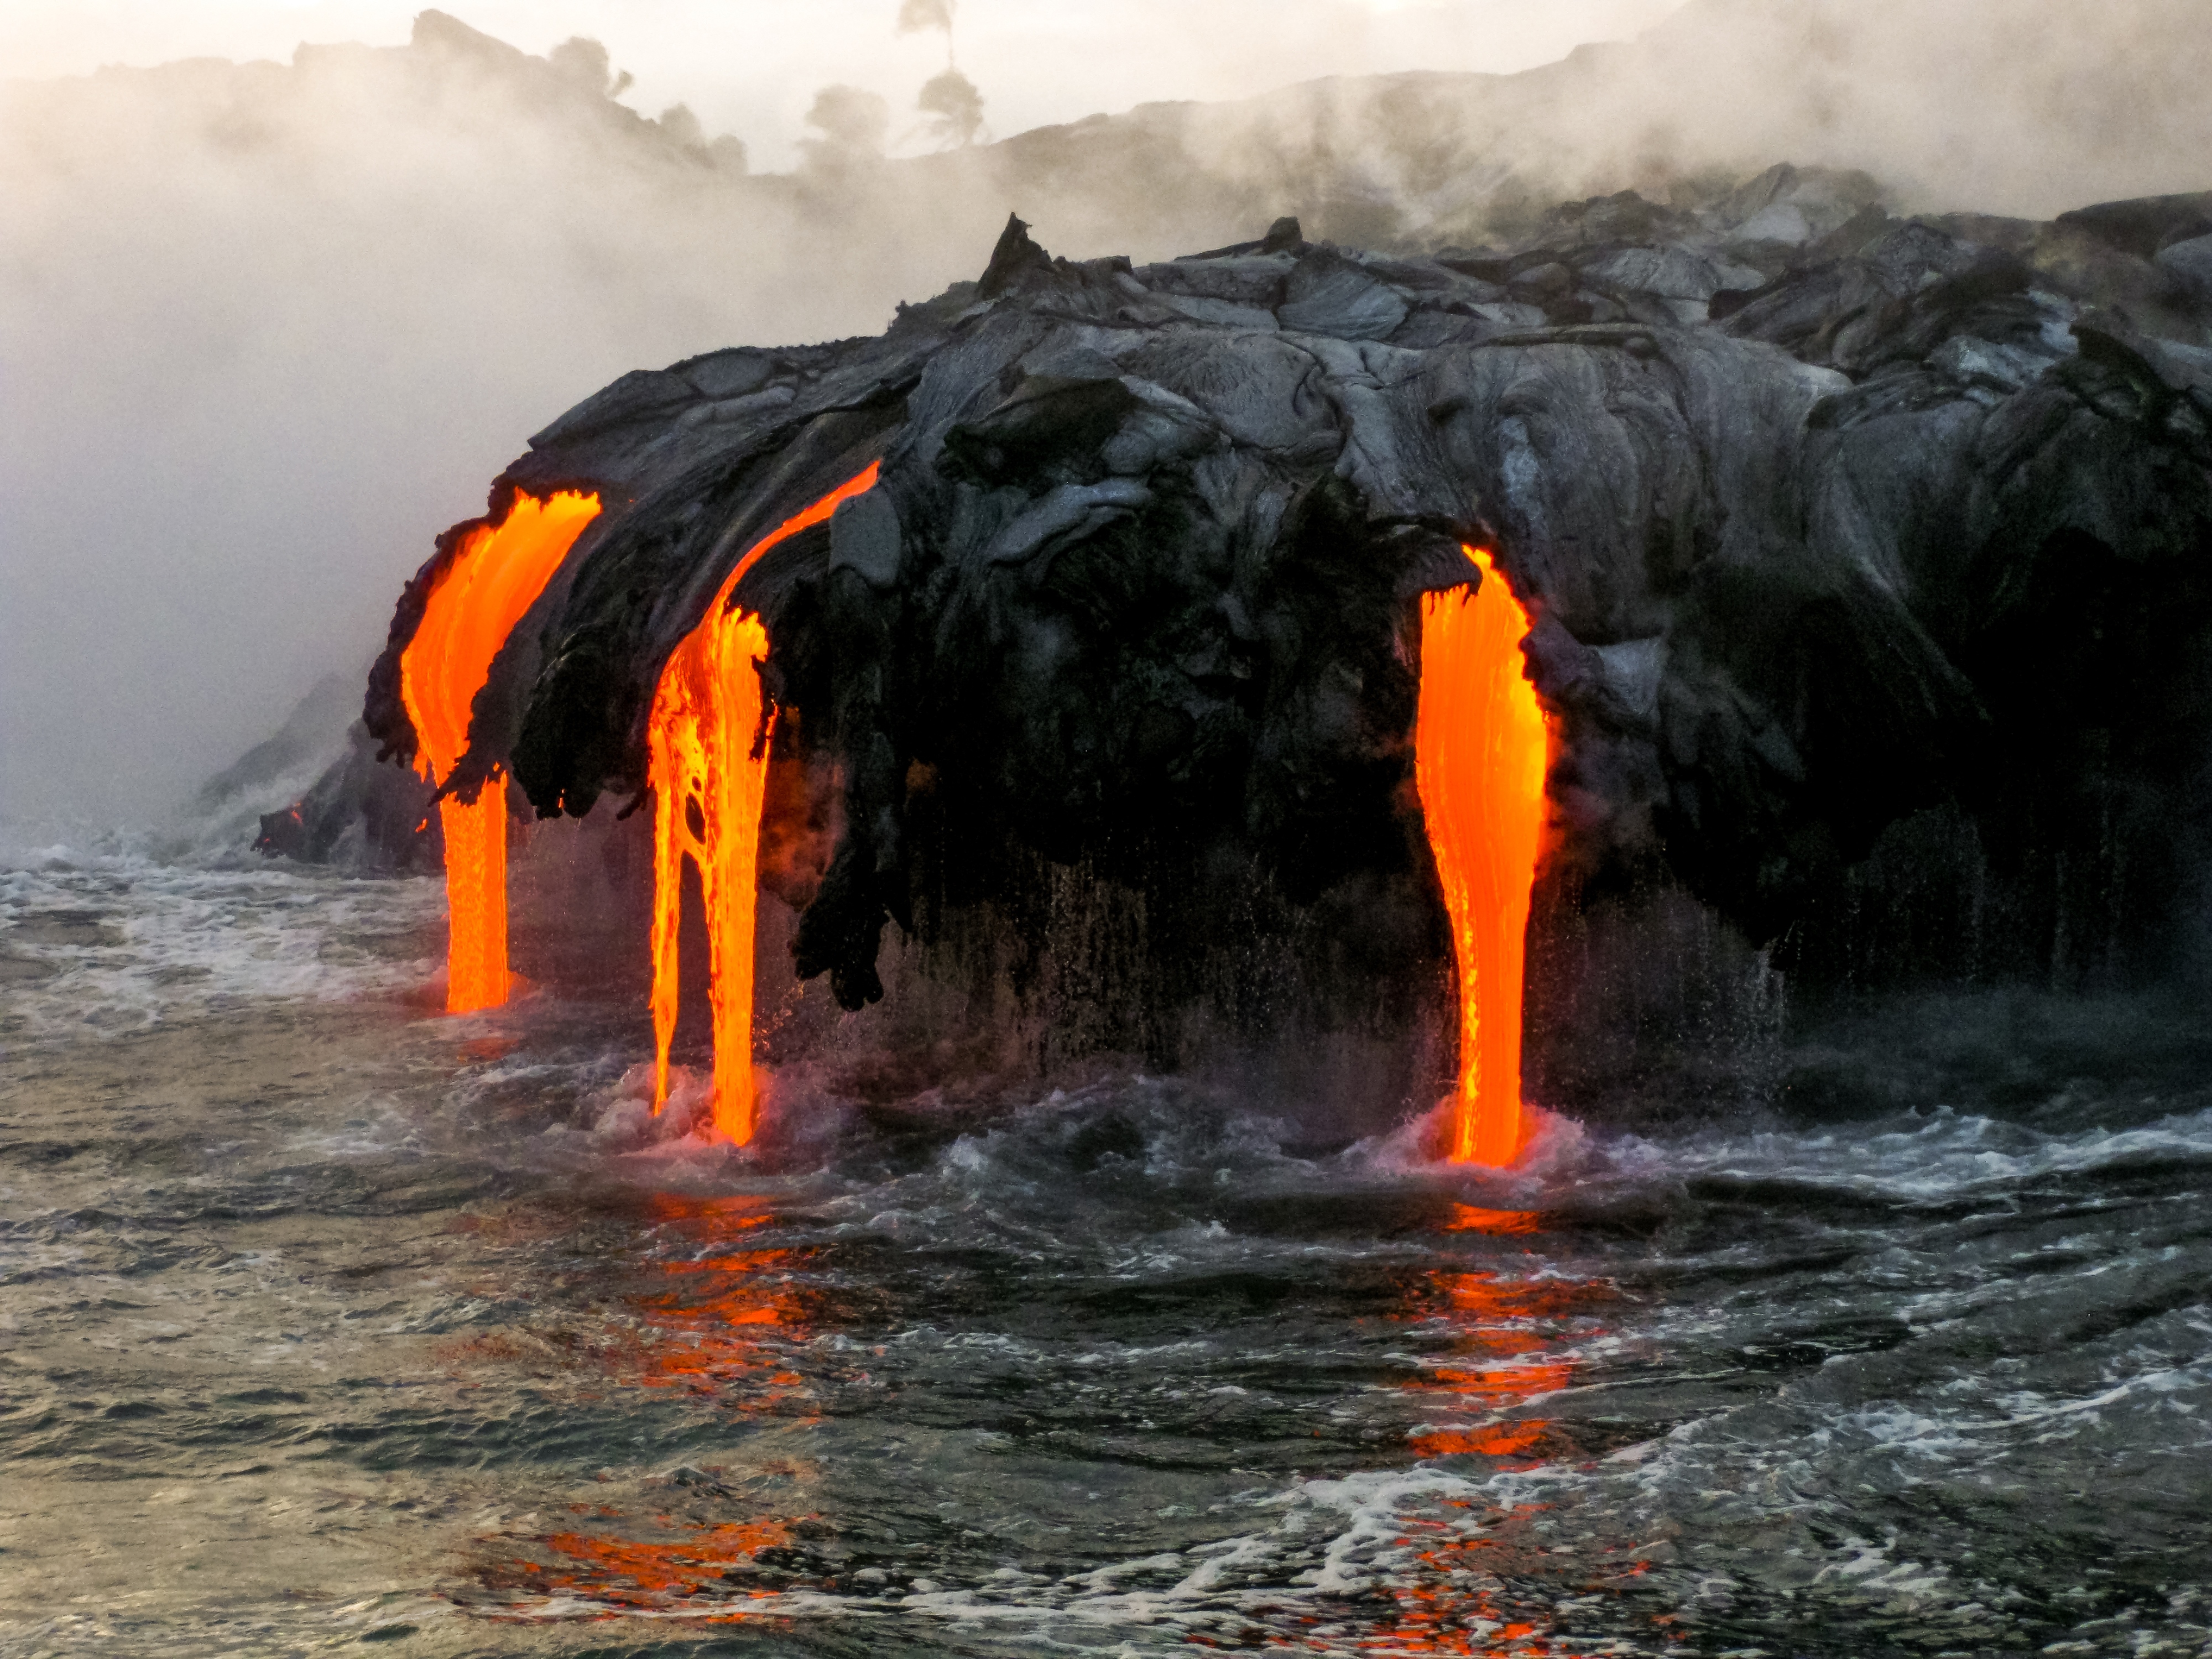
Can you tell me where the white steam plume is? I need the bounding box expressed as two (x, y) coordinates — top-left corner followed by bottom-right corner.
(1, 0), (2208, 827)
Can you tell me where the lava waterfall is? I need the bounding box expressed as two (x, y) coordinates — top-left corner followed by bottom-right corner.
(646, 465), (881, 1142)
(391, 489), (599, 1012)
(1416, 552), (1552, 1166)
(322, 185), (2212, 1149)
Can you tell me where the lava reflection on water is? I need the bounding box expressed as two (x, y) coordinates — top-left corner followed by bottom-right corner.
(1359, 1216), (1616, 1657)
(1442, 1203), (1543, 1235)
(1404, 1266), (1588, 1468)
(1415, 549), (1552, 1167)
(1401, 1207), (1601, 1467)
(478, 1519), (791, 1619)
(648, 463), (882, 1145)
(616, 1193), (810, 1381)
(457, 1192), (821, 1619)
(399, 489), (601, 1014)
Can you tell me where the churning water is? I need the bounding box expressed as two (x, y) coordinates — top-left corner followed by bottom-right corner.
(4, 837), (2211, 1658)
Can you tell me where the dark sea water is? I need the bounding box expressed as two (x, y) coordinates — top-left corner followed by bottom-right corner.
(4, 839), (2211, 1658)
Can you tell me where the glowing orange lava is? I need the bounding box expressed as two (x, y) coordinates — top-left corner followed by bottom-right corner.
(1415, 549), (1552, 1166)
(648, 463), (881, 1144)
(400, 490), (601, 1014)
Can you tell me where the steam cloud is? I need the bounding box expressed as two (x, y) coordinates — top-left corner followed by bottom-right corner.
(2, 0), (2208, 827)
(895, 0), (959, 44)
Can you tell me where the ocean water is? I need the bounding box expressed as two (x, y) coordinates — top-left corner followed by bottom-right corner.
(3, 837), (2210, 1657)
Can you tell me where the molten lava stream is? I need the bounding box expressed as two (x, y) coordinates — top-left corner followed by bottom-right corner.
(401, 490), (602, 1014)
(1415, 548), (1552, 1166)
(648, 463), (880, 1145)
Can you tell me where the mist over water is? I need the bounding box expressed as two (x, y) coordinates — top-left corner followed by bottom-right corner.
(0, 21), (896, 826)
(4, 0), (2212, 826)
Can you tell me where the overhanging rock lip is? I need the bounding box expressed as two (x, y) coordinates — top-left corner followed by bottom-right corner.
(332, 185), (2212, 1015)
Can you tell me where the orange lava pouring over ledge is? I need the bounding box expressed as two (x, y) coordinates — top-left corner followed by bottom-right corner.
(649, 462), (881, 1145)
(400, 490), (601, 1014)
(1415, 548), (1553, 1166)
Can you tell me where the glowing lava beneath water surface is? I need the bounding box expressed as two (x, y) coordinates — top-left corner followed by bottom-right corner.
(648, 463), (881, 1145)
(1415, 548), (1553, 1167)
(400, 489), (601, 1014)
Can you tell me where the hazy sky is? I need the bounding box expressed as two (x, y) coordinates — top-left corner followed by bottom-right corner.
(6, 0), (2204, 830)
(2, 0), (1683, 167)
(0, 0), (1690, 829)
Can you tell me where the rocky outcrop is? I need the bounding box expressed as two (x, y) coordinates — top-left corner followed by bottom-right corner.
(328, 176), (2212, 1109)
(250, 722), (440, 874)
(185, 672), (436, 872)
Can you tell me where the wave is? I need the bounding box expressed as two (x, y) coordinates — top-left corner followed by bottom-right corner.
(0, 841), (438, 1045)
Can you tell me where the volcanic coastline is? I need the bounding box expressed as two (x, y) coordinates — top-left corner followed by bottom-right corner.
(275, 169), (2212, 1125)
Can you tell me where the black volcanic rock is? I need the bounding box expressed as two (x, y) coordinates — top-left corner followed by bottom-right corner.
(252, 722), (439, 874)
(326, 179), (2212, 1109)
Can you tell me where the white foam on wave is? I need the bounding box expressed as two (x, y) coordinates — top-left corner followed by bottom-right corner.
(0, 840), (439, 1044)
(425, 1064), (2212, 1650)
(459, 1459), (1671, 1650)
(1343, 1102), (1602, 1215)
(1592, 1100), (2212, 1204)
